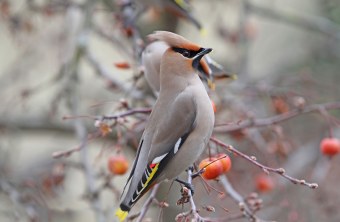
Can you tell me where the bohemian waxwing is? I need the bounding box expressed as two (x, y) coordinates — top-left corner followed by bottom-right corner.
(115, 31), (215, 221)
(142, 40), (236, 93)
(135, 0), (203, 31)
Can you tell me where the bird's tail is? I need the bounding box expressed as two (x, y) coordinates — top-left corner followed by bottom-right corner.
(115, 208), (128, 222)
(115, 203), (131, 222)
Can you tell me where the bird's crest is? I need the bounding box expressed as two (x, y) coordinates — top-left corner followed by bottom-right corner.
(148, 31), (201, 51)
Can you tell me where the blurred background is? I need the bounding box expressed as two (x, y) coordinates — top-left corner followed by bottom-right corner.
(0, 0), (340, 221)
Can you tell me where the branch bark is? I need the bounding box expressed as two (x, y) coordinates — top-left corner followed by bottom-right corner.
(214, 101), (340, 132)
(210, 137), (318, 189)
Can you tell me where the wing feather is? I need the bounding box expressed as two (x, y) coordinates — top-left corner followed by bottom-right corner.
(129, 131), (192, 205)
(120, 139), (143, 199)
(120, 89), (197, 208)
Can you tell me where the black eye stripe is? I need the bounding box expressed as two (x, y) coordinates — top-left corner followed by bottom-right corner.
(172, 47), (203, 58)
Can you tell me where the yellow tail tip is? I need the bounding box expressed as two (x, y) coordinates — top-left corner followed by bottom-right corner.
(207, 79), (216, 91)
(200, 28), (208, 37)
(115, 208), (128, 222)
(231, 74), (238, 80)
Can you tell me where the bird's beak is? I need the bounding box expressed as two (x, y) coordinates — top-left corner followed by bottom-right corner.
(192, 48), (212, 70)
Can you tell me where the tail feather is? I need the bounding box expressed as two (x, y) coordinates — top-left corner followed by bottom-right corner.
(115, 208), (129, 222)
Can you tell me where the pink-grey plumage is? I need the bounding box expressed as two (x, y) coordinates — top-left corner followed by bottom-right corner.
(116, 31), (215, 221)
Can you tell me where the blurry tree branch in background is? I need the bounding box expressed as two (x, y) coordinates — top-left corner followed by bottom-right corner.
(214, 101), (340, 132)
(246, 2), (340, 41)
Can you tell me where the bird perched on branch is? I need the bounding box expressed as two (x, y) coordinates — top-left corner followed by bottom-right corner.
(115, 31), (215, 221)
(142, 40), (236, 94)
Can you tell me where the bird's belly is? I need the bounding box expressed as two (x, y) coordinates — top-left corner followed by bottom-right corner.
(161, 135), (207, 180)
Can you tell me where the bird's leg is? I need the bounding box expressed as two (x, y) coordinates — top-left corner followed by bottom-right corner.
(187, 165), (195, 172)
(189, 165), (201, 179)
(175, 178), (195, 195)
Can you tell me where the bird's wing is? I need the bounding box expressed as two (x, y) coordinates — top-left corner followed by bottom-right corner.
(121, 89), (197, 206)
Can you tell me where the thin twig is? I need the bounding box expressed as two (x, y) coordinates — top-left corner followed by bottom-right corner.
(220, 176), (261, 221)
(210, 137), (318, 189)
(247, 2), (340, 41)
(214, 101), (340, 132)
(134, 184), (160, 222)
(85, 49), (144, 100)
(175, 169), (223, 222)
(93, 25), (134, 59)
(63, 1), (105, 221)
(97, 108), (152, 120)
(52, 107), (151, 159)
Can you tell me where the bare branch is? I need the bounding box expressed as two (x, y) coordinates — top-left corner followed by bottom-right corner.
(219, 176), (276, 222)
(215, 101), (340, 132)
(84, 49), (144, 100)
(134, 184), (160, 222)
(210, 137), (318, 189)
(247, 2), (340, 41)
(97, 107), (152, 121)
(175, 168), (222, 222)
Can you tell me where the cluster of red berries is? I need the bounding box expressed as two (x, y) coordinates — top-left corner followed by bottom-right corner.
(198, 154), (232, 180)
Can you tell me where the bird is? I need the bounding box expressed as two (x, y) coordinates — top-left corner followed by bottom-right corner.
(142, 40), (236, 94)
(115, 31), (215, 221)
(134, 0), (203, 31)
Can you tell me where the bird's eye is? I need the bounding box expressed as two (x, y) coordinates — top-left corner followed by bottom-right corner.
(172, 47), (195, 58)
(182, 50), (190, 58)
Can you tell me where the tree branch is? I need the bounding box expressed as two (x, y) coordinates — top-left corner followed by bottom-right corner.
(219, 176), (263, 221)
(214, 101), (340, 132)
(97, 107), (152, 121)
(134, 184), (160, 222)
(247, 2), (340, 41)
(210, 137), (318, 189)
(84, 49), (144, 100)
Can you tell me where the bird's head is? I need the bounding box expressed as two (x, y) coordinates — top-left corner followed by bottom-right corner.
(147, 31), (212, 78)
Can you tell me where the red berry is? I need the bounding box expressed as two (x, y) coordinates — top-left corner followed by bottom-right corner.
(108, 155), (129, 175)
(199, 157), (224, 180)
(216, 154), (232, 173)
(320, 138), (340, 156)
(114, 62), (131, 69)
(255, 175), (274, 192)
